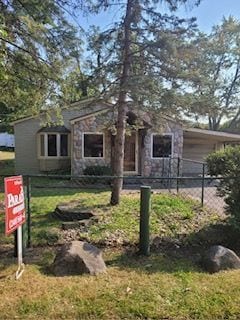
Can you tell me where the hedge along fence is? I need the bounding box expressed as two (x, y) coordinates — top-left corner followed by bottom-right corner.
(207, 146), (240, 228)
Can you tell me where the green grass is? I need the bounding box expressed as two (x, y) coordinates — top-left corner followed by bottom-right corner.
(0, 150), (15, 176)
(1, 152), (238, 319)
(0, 187), (213, 247)
(0, 248), (240, 319)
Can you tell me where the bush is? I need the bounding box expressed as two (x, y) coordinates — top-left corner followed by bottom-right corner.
(83, 165), (112, 185)
(83, 165), (112, 176)
(206, 146), (240, 226)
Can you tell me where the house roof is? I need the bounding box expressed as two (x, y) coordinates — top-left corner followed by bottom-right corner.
(11, 98), (112, 125)
(37, 126), (70, 133)
(69, 108), (111, 124)
(184, 128), (240, 142)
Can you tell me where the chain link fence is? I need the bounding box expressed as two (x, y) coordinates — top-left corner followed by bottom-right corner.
(0, 173), (228, 250)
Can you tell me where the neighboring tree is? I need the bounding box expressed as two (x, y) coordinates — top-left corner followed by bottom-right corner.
(0, 0), (80, 122)
(207, 147), (240, 228)
(83, 0), (201, 204)
(183, 17), (240, 130)
(61, 48), (99, 103)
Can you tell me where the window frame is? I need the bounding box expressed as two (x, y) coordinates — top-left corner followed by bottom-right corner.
(38, 132), (70, 159)
(151, 133), (174, 159)
(82, 132), (105, 159)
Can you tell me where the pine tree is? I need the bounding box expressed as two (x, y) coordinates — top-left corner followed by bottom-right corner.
(0, 0), (80, 121)
(183, 17), (240, 130)
(83, 0), (201, 204)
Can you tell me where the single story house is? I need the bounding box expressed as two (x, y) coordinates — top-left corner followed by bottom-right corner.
(13, 99), (240, 176)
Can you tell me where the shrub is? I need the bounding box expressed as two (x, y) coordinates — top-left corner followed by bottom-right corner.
(83, 165), (112, 176)
(206, 146), (240, 226)
(83, 165), (112, 185)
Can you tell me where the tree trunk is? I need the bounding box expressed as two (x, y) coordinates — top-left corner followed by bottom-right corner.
(110, 0), (133, 205)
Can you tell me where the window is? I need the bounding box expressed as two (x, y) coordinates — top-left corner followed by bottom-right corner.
(152, 134), (172, 158)
(83, 133), (104, 158)
(48, 134), (57, 156)
(39, 133), (69, 157)
(60, 134), (68, 156)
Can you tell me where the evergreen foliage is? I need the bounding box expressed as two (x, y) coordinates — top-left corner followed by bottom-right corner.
(183, 17), (240, 130)
(207, 147), (240, 226)
(0, 0), (81, 124)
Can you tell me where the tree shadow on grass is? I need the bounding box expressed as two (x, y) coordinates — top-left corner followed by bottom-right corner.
(20, 219), (240, 277)
(185, 220), (240, 255)
(106, 248), (202, 274)
(30, 186), (111, 198)
(31, 216), (240, 276)
(106, 218), (240, 275)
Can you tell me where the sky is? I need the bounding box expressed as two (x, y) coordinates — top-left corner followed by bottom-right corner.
(77, 0), (240, 34)
(179, 0), (240, 32)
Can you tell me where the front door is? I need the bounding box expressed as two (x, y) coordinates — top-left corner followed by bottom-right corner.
(124, 132), (138, 174)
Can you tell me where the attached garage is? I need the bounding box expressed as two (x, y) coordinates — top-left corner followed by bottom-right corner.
(183, 128), (240, 175)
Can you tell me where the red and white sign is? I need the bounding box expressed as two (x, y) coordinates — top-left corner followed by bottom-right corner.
(4, 175), (25, 235)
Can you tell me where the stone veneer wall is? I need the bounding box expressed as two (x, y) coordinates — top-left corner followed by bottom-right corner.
(72, 108), (183, 177)
(141, 121), (183, 177)
(72, 112), (112, 175)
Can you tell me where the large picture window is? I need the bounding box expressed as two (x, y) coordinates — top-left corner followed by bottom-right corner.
(152, 134), (173, 158)
(39, 133), (69, 158)
(83, 133), (104, 158)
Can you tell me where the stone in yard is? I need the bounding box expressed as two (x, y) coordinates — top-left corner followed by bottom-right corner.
(53, 203), (96, 221)
(52, 241), (106, 276)
(202, 245), (240, 273)
(61, 218), (97, 231)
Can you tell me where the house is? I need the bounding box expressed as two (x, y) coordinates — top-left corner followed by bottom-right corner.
(12, 99), (240, 176)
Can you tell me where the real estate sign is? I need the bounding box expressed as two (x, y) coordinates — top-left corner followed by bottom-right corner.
(4, 176), (25, 235)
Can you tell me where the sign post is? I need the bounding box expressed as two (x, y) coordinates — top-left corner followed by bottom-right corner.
(4, 175), (26, 279)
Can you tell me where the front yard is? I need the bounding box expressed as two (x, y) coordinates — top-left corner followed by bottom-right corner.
(0, 150), (15, 176)
(1, 152), (240, 319)
(0, 186), (240, 319)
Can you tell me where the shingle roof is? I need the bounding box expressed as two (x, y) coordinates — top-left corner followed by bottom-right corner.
(37, 126), (70, 133)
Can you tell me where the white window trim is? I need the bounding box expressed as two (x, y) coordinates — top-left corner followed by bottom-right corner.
(82, 132), (105, 159)
(151, 133), (174, 159)
(38, 132), (70, 159)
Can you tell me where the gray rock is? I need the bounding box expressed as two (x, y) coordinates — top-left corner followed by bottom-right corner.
(61, 217), (98, 231)
(53, 204), (95, 221)
(52, 241), (106, 276)
(202, 245), (240, 273)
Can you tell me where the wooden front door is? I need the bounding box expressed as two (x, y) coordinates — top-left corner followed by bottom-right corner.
(124, 132), (138, 173)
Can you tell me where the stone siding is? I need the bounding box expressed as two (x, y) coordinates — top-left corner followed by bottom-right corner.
(72, 108), (183, 177)
(72, 111), (112, 175)
(141, 121), (183, 177)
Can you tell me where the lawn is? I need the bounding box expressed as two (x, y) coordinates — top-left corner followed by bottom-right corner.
(0, 248), (240, 320)
(1, 182), (240, 319)
(1, 153), (240, 319)
(0, 150), (15, 176)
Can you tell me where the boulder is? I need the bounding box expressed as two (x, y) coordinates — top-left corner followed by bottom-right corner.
(202, 245), (240, 273)
(52, 241), (106, 276)
(53, 204), (95, 221)
(61, 218), (98, 231)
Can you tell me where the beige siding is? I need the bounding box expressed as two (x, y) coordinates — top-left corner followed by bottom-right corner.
(15, 118), (41, 174)
(14, 103), (109, 174)
(182, 142), (215, 175)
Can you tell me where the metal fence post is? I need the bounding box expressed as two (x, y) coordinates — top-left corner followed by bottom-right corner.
(139, 186), (151, 256)
(201, 164), (205, 207)
(168, 157), (171, 191)
(26, 176), (31, 247)
(177, 157), (180, 193)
